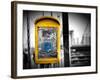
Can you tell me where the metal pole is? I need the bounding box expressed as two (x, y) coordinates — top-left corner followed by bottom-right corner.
(27, 12), (31, 69)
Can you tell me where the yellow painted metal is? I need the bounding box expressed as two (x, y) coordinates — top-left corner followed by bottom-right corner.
(34, 16), (60, 64)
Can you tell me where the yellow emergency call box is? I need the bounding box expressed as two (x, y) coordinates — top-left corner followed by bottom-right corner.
(34, 16), (60, 64)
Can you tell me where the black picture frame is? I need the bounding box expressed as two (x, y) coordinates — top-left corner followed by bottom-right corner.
(11, 1), (98, 78)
